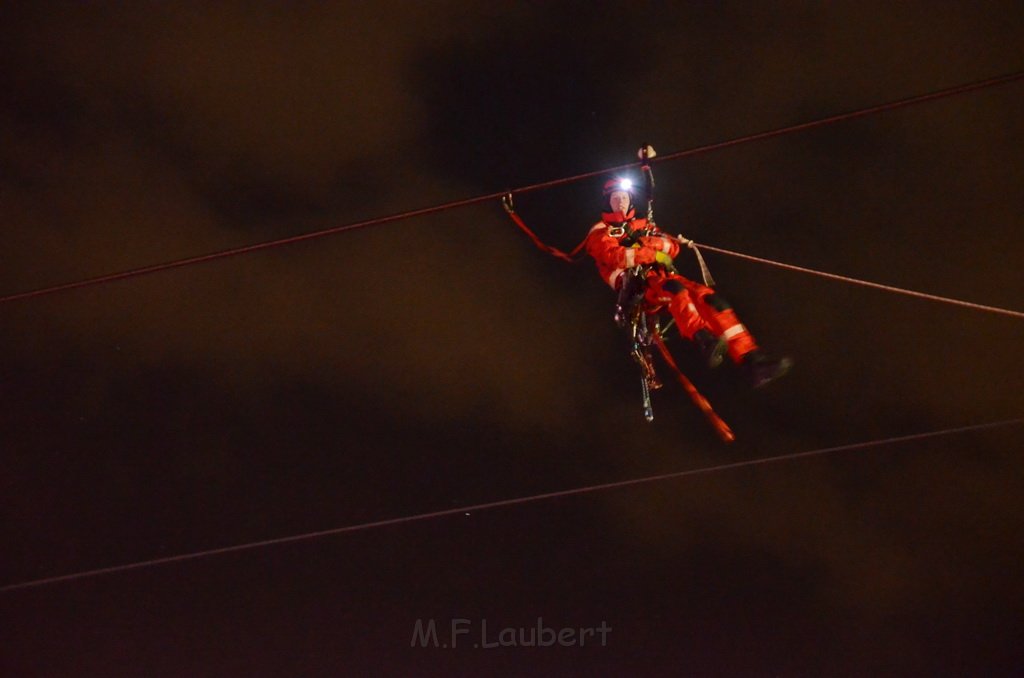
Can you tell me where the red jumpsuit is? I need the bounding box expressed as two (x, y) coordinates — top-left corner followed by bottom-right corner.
(584, 210), (759, 363)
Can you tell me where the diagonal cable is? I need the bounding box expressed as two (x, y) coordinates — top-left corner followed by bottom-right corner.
(2, 70), (1022, 306)
(1, 418), (1020, 594)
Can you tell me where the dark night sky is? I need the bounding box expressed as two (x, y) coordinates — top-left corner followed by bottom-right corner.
(2, 3), (1023, 676)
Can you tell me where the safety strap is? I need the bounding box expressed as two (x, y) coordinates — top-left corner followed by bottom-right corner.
(676, 236), (716, 287)
(502, 194), (588, 263)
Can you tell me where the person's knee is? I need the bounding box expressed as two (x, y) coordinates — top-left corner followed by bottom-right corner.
(703, 294), (731, 311)
(662, 280), (686, 294)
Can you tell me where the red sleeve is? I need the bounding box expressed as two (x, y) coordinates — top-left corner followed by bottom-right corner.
(585, 224), (633, 269)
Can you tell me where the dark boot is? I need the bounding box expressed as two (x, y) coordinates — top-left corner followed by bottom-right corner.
(693, 329), (728, 369)
(742, 349), (792, 388)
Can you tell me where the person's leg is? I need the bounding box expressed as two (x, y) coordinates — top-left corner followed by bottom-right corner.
(686, 283), (759, 364)
(645, 275), (726, 368)
(682, 280), (792, 387)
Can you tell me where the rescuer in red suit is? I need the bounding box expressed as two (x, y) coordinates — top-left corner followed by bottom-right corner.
(585, 178), (790, 387)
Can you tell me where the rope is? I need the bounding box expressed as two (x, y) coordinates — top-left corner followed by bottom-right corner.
(653, 70), (1024, 164)
(676, 237), (716, 286)
(651, 332), (734, 442)
(502, 195), (588, 262)
(696, 243), (1024, 319)
(2, 417), (1019, 594)
(2, 70), (1021, 306)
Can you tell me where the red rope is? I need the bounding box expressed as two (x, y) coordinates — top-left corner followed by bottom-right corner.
(654, 70), (1024, 164)
(503, 207), (587, 263)
(2, 418), (1018, 593)
(652, 333), (735, 443)
(2, 70), (1021, 306)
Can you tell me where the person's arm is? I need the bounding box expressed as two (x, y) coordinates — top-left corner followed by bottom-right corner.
(585, 224), (659, 268)
(638, 229), (681, 258)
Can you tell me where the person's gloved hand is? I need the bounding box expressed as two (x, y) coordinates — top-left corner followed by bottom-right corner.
(629, 248), (676, 270)
(639, 235), (681, 258)
(631, 247), (658, 266)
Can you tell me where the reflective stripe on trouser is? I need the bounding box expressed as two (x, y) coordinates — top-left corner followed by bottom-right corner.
(646, 274), (759, 362)
(705, 307), (758, 362)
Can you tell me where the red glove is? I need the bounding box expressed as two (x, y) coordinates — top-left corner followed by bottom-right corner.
(639, 235), (680, 258)
(631, 247), (658, 266)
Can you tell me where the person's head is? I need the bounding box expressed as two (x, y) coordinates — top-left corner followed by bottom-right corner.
(602, 177), (635, 216)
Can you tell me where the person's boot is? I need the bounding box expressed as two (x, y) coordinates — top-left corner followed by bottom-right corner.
(742, 349), (792, 388)
(693, 329), (728, 369)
